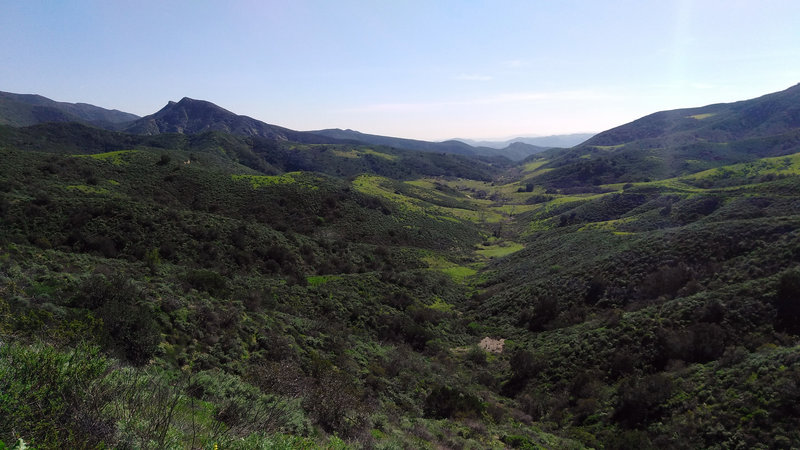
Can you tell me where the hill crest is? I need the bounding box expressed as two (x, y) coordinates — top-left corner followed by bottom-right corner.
(0, 90), (140, 127)
(585, 83), (800, 147)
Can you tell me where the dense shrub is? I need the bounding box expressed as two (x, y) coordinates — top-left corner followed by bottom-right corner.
(303, 371), (369, 437)
(75, 276), (160, 365)
(613, 374), (672, 427)
(775, 268), (800, 334)
(518, 295), (558, 331)
(502, 348), (543, 396)
(424, 385), (485, 419)
(0, 343), (112, 448)
(184, 269), (228, 297)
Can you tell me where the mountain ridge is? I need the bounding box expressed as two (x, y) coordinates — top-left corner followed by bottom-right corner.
(584, 82), (800, 147)
(0, 90), (140, 128)
(125, 97), (290, 139)
(122, 97), (341, 145)
(0, 91), (555, 160)
(309, 128), (492, 157)
(517, 82), (800, 188)
(3, 83), (800, 168)
(310, 128), (546, 160)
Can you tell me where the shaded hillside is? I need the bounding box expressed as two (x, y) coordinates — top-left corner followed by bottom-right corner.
(0, 122), (506, 181)
(499, 141), (550, 160)
(309, 128), (546, 161)
(124, 97), (335, 144)
(310, 128), (494, 157)
(0, 91), (139, 128)
(585, 83), (800, 146)
(0, 91), (538, 160)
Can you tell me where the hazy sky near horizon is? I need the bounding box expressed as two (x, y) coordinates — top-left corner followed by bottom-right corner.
(2, 1), (799, 141)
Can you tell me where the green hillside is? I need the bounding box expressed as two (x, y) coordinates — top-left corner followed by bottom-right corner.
(472, 159), (800, 446)
(0, 129), (567, 449)
(519, 84), (800, 189)
(2, 86), (800, 448)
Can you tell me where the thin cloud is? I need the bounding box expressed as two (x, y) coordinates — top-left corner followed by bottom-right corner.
(502, 59), (528, 68)
(486, 90), (613, 103)
(339, 90), (616, 113)
(650, 81), (718, 90)
(455, 73), (493, 81)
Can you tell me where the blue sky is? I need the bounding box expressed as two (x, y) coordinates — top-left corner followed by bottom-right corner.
(2, 1), (799, 140)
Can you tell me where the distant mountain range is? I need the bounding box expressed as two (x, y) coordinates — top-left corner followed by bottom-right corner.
(0, 91), (571, 160)
(4, 84), (799, 165)
(307, 128), (554, 160)
(456, 133), (595, 149)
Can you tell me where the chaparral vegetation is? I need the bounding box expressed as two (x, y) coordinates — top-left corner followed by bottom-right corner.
(2, 84), (800, 448)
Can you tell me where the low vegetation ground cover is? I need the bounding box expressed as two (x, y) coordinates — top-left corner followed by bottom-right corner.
(3, 113), (800, 448)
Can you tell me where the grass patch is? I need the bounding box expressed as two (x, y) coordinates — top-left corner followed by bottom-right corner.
(423, 255), (478, 283)
(65, 185), (110, 195)
(306, 275), (339, 287)
(636, 178), (707, 193)
(363, 148), (397, 160)
(427, 296), (455, 312)
(688, 113), (716, 120)
(522, 160), (548, 173)
(476, 241), (524, 258)
(331, 149), (359, 159)
(332, 148), (398, 160)
(405, 179), (437, 189)
(441, 266), (478, 282)
(578, 216), (636, 232)
(686, 152), (800, 180)
(491, 204), (538, 215)
(447, 208), (504, 224)
(352, 175), (424, 212)
(231, 173), (299, 188)
(76, 150), (139, 165)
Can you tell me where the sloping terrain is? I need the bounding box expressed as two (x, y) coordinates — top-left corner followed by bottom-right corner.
(0, 91), (139, 128)
(471, 156), (800, 447)
(123, 97), (333, 144)
(519, 84), (800, 188)
(310, 128), (530, 161)
(585, 83), (800, 146)
(0, 126), (573, 448)
(0, 90), (538, 160)
(2, 85), (800, 448)
(312, 128), (549, 161)
(0, 122), (508, 181)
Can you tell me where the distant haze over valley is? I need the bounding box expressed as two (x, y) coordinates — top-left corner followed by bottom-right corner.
(455, 133), (596, 149)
